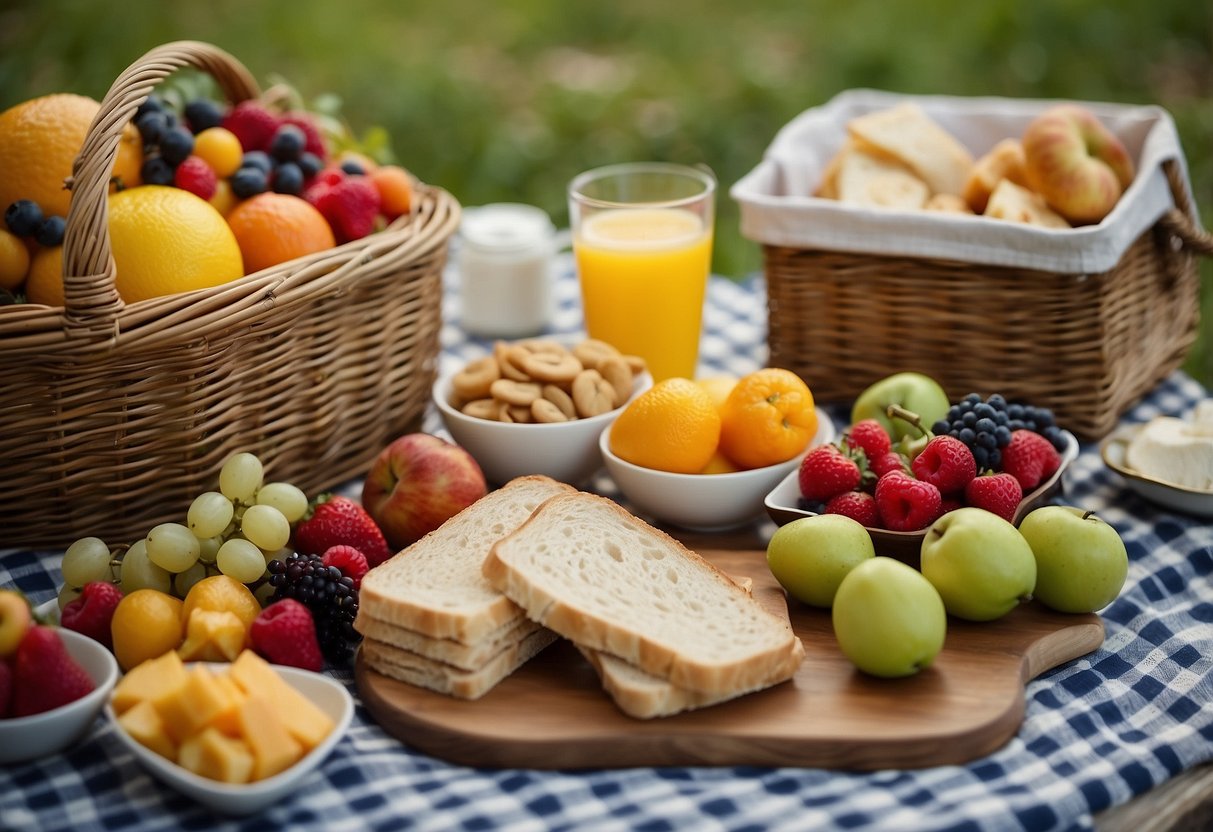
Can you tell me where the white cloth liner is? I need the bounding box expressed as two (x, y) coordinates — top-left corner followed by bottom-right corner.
(730, 89), (1197, 273)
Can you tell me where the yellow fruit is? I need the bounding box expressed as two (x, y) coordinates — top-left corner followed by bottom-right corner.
(695, 376), (738, 416)
(609, 378), (721, 474)
(181, 575), (261, 631)
(225, 193), (335, 275)
(111, 589), (185, 671)
(719, 368), (818, 469)
(700, 451), (740, 475)
(209, 179), (239, 217)
(0, 93), (142, 220)
(192, 127), (243, 178)
(0, 229), (30, 291)
(22, 246), (63, 306)
(108, 186), (244, 303)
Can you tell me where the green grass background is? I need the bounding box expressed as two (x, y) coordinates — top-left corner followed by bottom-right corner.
(3, 0), (1211, 384)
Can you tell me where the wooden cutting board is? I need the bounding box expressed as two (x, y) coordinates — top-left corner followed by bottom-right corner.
(356, 548), (1104, 770)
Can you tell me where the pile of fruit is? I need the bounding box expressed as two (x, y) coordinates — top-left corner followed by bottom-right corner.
(0, 589), (95, 719)
(0, 84), (415, 306)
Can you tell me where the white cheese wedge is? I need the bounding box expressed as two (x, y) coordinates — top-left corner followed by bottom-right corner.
(1126, 401), (1213, 491)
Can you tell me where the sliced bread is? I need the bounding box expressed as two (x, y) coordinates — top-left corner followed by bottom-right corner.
(358, 475), (576, 643)
(354, 614), (543, 672)
(482, 492), (804, 697)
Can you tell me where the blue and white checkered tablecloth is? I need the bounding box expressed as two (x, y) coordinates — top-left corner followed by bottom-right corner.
(2, 260), (1211, 832)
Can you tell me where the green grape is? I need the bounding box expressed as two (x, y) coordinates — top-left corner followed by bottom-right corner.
(188, 491), (234, 539)
(61, 536), (114, 588)
(172, 561), (208, 598)
(255, 482), (308, 524)
(57, 583), (82, 611)
(219, 452), (264, 503)
(146, 523), (202, 573)
(216, 538), (266, 584)
(197, 535), (223, 565)
(240, 504), (290, 552)
(252, 581), (277, 607)
(119, 540), (172, 594)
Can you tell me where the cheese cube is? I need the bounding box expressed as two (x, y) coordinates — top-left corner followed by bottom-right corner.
(116, 699), (177, 761)
(228, 651), (333, 751)
(178, 727), (254, 784)
(156, 666), (233, 743)
(237, 694), (305, 780)
(111, 650), (187, 715)
(210, 673), (249, 738)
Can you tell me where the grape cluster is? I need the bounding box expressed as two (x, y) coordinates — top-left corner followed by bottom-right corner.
(266, 552), (361, 661)
(932, 393), (1067, 471)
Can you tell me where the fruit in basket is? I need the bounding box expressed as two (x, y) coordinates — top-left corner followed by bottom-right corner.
(304, 170), (381, 243)
(767, 514), (875, 608)
(9, 625), (96, 717)
(222, 101), (281, 156)
(226, 192), (336, 274)
(610, 378), (722, 475)
(1018, 506), (1128, 613)
(172, 155), (218, 200)
(362, 433), (489, 551)
(60, 581), (124, 649)
(718, 368), (817, 469)
(851, 372), (950, 453)
(831, 557), (946, 678)
(192, 127), (243, 179)
(920, 508), (1037, 621)
(1021, 104), (1136, 225)
(368, 165), (414, 221)
(0, 590), (32, 657)
(0, 228), (29, 291)
(111, 589), (185, 671)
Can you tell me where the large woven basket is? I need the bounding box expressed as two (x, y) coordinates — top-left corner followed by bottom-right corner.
(0, 41), (460, 549)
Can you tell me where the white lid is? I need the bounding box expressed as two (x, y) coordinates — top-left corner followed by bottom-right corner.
(460, 203), (554, 253)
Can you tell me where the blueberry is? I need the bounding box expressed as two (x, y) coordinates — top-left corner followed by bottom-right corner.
(240, 150), (274, 174)
(1007, 403), (1024, 420)
(339, 159), (366, 176)
(135, 110), (169, 144)
(158, 126), (194, 166)
(932, 419), (950, 436)
(269, 124), (306, 162)
(988, 449), (1001, 469)
(972, 446), (989, 470)
(962, 411), (977, 428)
(230, 167), (269, 199)
(987, 393), (1007, 409)
(959, 427), (976, 445)
(34, 215), (66, 247)
(975, 431), (997, 450)
(298, 151), (323, 179)
(135, 94), (165, 119)
(994, 425), (1012, 445)
(184, 99), (223, 132)
(962, 393), (982, 405)
(140, 156), (175, 186)
(5, 199), (43, 236)
(974, 403), (995, 420)
(975, 417), (995, 434)
(271, 162), (304, 195)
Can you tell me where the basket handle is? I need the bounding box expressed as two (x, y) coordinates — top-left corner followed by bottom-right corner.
(61, 41), (260, 337)
(1159, 158), (1213, 258)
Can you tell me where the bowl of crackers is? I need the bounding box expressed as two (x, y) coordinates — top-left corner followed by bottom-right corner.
(434, 337), (652, 486)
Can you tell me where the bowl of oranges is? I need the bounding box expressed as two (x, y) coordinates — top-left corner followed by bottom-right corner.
(600, 369), (835, 531)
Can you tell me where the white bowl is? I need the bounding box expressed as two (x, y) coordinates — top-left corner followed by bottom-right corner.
(599, 411), (837, 532)
(1101, 426), (1213, 517)
(106, 663), (354, 815)
(0, 627), (119, 764)
(435, 369), (652, 486)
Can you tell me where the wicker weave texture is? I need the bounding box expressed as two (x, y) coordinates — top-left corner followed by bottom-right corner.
(0, 42), (458, 548)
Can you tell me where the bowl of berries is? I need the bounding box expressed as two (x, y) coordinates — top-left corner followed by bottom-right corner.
(764, 392), (1079, 565)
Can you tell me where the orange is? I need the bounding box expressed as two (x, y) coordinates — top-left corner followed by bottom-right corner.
(695, 376), (738, 416)
(369, 165), (413, 220)
(108, 186), (244, 303)
(226, 193), (336, 275)
(701, 450), (740, 475)
(719, 368), (818, 469)
(0, 229), (30, 291)
(23, 246), (64, 306)
(181, 575), (262, 631)
(0, 93), (142, 220)
(111, 589), (185, 671)
(609, 377), (721, 474)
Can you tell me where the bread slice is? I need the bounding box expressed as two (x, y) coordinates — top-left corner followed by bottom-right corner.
(483, 492), (804, 697)
(354, 614), (543, 672)
(358, 475), (576, 643)
(846, 102), (974, 196)
(360, 627), (557, 700)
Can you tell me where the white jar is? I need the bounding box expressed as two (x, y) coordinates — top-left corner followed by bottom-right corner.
(457, 204), (561, 338)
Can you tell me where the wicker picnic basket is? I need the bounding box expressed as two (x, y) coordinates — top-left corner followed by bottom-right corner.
(0, 41), (460, 549)
(735, 92), (1213, 441)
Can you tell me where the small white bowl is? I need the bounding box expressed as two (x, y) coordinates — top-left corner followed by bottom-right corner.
(600, 411), (837, 532)
(1101, 426), (1213, 517)
(106, 663), (354, 815)
(0, 627), (119, 764)
(435, 369), (652, 486)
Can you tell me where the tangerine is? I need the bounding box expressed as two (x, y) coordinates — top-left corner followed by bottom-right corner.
(695, 376), (738, 416)
(609, 378), (721, 474)
(0, 229), (30, 291)
(111, 589), (185, 671)
(719, 368), (818, 469)
(369, 165), (413, 220)
(181, 575), (261, 631)
(23, 246), (64, 306)
(226, 192), (336, 275)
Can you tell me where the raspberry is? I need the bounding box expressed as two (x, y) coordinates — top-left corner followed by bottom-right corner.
(250, 599), (324, 672)
(173, 155), (217, 200)
(59, 581), (123, 649)
(305, 175), (381, 243)
(912, 435), (977, 495)
(875, 472), (943, 531)
(823, 490), (879, 527)
(321, 545), (369, 589)
(10, 626), (95, 717)
(844, 419), (892, 462)
(222, 101), (281, 153)
(870, 450), (909, 479)
(798, 445), (862, 502)
(1001, 429), (1062, 491)
(964, 472), (1024, 522)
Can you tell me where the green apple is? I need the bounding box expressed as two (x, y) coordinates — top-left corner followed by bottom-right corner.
(831, 556), (947, 678)
(851, 372), (950, 446)
(920, 507), (1037, 621)
(766, 515), (876, 608)
(1018, 506), (1128, 613)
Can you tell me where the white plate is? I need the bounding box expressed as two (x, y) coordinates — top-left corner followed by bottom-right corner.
(106, 662), (354, 816)
(1101, 426), (1213, 518)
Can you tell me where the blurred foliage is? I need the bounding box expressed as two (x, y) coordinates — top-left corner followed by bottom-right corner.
(2, 0), (1211, 383)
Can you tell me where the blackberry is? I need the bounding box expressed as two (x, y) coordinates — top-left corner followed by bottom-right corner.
(5, 199), (43, 237)
(266, 552), (360, 662)
(34, 216), (66, 247)
(184, 98), (223, 133)
(271, 162), (304, 195)
(230, 166), (269, 199)
(158, 126), (195, 166)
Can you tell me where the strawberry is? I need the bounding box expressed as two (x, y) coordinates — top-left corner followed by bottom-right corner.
(279, 112), (328, 161)
(874, 472), (943, 532)
(173, 155), (217, 200)
(870, 450), (909, 479)
(823, 490), (879, 527)
(798, 445), (862, 502)
(221, 101), (280, 153)
(250, 600), (323, 672)
(60, 581), (123, 649)
(306, 175), (381, 243)
(294, 494), (391, 567)
(964, 472), (1024, 522)
(843, 419), (891, 462)
(912, 435), (977, 495)
(321, 545), (369, 589)
(0, 660), (11, 717)
(1001, 430), (1062, 491)
(10, 626), (95, 717)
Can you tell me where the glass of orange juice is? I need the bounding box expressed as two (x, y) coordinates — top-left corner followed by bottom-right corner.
(568, 163), (716, 381)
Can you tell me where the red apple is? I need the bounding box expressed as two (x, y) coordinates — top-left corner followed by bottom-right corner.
(361, 433), (488, 550)
(1021, 104), (1136, 225)
(0, 590), (32, 658)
